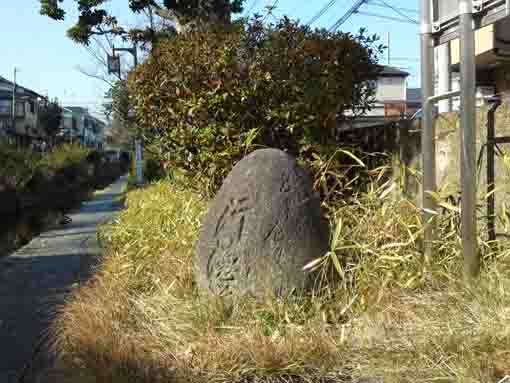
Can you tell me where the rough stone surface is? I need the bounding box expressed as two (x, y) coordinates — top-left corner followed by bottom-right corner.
(195, 148), (329, 298)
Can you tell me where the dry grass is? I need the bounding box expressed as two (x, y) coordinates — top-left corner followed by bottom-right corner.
(50, 176), (510, 383)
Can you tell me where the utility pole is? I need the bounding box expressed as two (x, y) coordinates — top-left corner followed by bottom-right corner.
(11, 67), (17, 141)
(420, 0), (436, 263)
(386, 32), (391, 65)
(459, 0), (479, 280)
(108, 44), (143, 185)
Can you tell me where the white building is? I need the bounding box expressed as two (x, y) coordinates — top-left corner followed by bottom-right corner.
(59, 106), (105, 150)
(0, 76), (45, 146)
(340, 65), (420, 130)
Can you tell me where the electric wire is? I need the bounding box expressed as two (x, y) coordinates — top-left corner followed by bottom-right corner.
(329, 0), (367, 31)
(306, 0), (339, 26)
(373, 0), (418, 24)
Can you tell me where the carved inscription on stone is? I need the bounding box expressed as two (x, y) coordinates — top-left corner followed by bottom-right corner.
(195, 149), (330, 298)
(207, 196), (253, 294)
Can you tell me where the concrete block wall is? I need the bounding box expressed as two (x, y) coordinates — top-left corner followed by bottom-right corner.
(389, 104), (510, 237)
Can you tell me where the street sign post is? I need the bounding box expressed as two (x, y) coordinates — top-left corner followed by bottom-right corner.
(106, 45), (143, 186)
(135, 138), (143, 185)
(432, 0), (509, 45)
(107, 54), (121, 76)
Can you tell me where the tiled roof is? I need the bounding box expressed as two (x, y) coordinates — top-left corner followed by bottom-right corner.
(64, 106), (89, 114)
(378, 65), (410, 77)
(0, 75), (44, 98)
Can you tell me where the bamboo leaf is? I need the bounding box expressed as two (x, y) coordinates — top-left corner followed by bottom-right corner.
(337, 149), (366, 167)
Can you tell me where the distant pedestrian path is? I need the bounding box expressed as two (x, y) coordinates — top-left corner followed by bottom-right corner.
(0, 176), (127, 383)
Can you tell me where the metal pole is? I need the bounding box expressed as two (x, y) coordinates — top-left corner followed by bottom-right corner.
(437, 43), (451, 113)
(132, 43), (138, 67)
(117, 48), (122, 80)
(132, 44), (143, 185)
(386, 32), (391, 65)
(459, 0), (479, 280)
(135, 138), (143, 184)
(11, 67), (17, 139)
(487, 98), (500, 243)
(420, 0), (436, 263)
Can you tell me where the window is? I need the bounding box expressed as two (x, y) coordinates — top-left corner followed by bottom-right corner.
(367, 80), (378, 90)
(0, 100), (10, 116)
(15, 102), (25, 117)
(29, 101), (35, 114)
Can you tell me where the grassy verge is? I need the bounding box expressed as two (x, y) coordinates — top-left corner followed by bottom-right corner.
(0, 142), (126, 257)
(51, 176), (510, 383)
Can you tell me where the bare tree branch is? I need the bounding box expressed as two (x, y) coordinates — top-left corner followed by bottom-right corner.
(91, 36), (112, 57)
(75, 66), (115, 86)
(150, 5), (185, 32)
(84, 44), (108, 68)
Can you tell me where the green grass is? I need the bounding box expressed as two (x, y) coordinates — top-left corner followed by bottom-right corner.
(49, 169), (510, 383)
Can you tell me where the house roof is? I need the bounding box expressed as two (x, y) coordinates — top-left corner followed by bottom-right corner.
(64, 106), (89, 114)
(89, 115), (107, 126)
(63, 106), (107, 126)
(378, 65), (410, 78)
(0, 75), (44, 99)
(407, 88), (422, 103)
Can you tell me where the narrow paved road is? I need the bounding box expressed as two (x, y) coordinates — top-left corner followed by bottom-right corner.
(0, 176), (127, 383)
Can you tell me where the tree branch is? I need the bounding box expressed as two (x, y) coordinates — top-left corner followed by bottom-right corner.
(75, 66), (115, 86)
(150, 4), (189, 33)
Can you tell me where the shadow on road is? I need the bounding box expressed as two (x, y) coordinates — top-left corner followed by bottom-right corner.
(0, 252), (100, 383)
(0, 176), (127, 383)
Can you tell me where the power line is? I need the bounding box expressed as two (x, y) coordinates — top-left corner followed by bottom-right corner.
(262, 0), (279, 22)
(244, 0), (261, 16)
(367, 0), (418, 15)
(353, 10), (418, 25)
(306, 0), (339, 26)
(372, 0), (418, 24)
(329, 0), (367, 32)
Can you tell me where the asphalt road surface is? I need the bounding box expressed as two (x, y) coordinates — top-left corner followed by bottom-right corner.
(0, 176), (127, 383)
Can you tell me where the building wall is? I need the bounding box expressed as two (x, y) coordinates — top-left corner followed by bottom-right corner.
(60, 108), (106, 149)
(376, 76), (407, 102)
(0, 97), (41, 138)
(384, 102), (407, 117)
(14, 98), (40, 137)
(449, 17), (510, 104)
(0, 79), (42, 139)
(0, 82), (12, 92)
(358, 76), (407, 119)
(388, 104), (510, 237)
(450, 24), (495, 65)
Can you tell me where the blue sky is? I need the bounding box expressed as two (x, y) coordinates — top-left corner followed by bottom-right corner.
(0, 1), (420, 118)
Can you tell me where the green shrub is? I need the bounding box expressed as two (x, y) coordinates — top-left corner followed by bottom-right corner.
(0, 142), (90, 193)
(85, 150), (103, 166)
(0, 141), (39, 189)
(144, 157), (166, 183)
(40, 143), (89, 171)
(130, 17), (382, 196)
